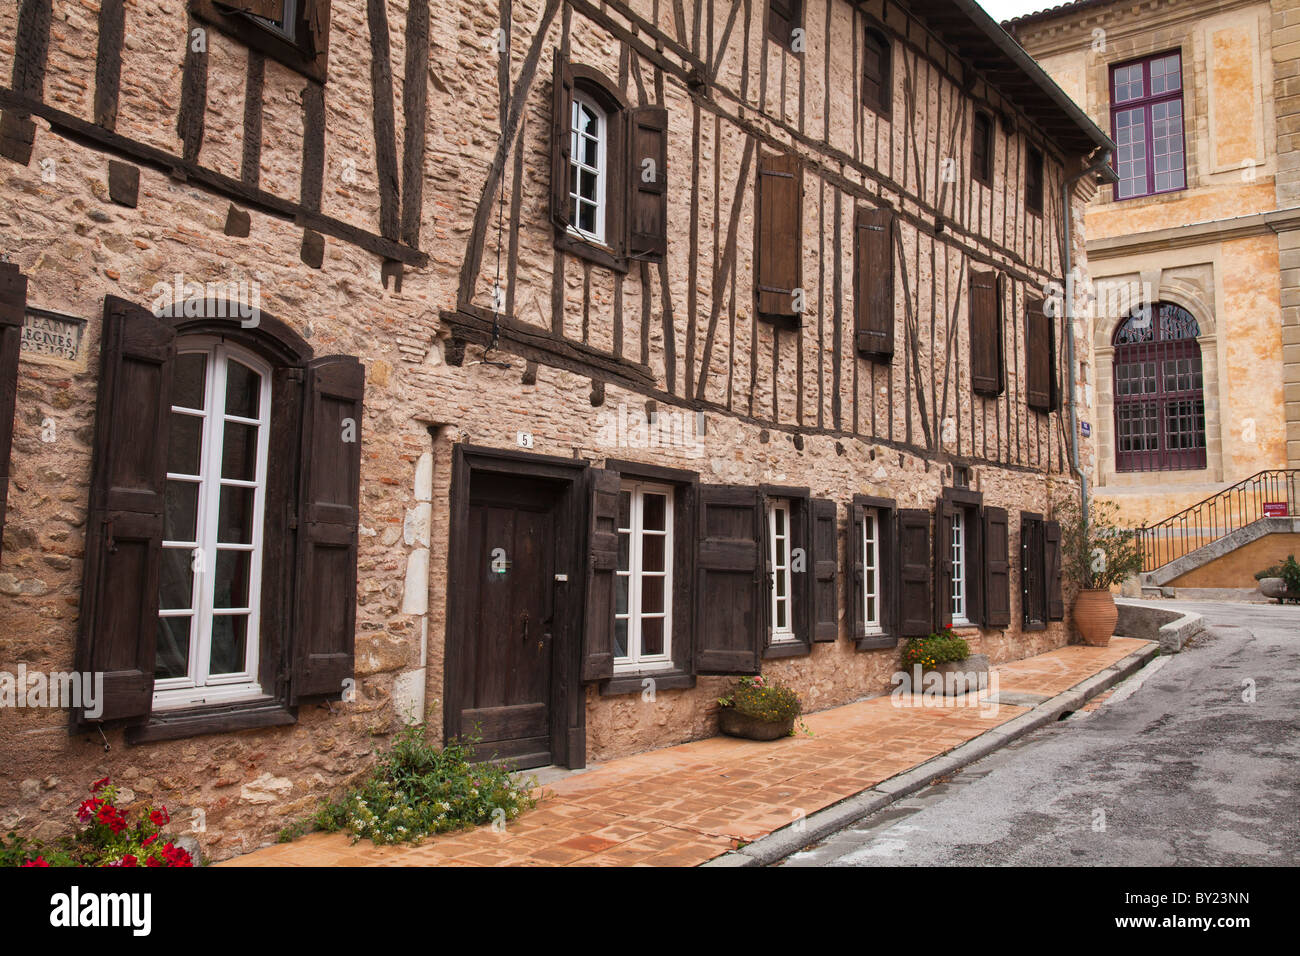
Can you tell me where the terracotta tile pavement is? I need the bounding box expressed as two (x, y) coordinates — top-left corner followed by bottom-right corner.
(218, 638), (1148, 868)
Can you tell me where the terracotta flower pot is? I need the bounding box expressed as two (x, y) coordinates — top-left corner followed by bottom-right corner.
(718, 707), (794, 741)
(1073, 588), (1118, 647)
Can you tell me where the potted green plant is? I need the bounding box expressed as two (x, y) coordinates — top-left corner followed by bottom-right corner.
(900, 628), (988, 695)
(1256, 556), (1300, 604)
(1058, 499), (1145, 646)
(716, 676), (802, 740)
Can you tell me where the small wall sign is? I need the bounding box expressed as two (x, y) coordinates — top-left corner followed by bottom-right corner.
(516, 431), (534, 448)
(1263, 502), (1288, 518)
(1080, 421), (1092, 437)
(21, 307), (87, 367)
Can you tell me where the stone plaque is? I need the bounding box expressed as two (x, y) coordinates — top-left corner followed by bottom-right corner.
(21, 308), (87, 367)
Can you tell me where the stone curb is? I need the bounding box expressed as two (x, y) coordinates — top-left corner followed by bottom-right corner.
(700, 640), (1161, 868)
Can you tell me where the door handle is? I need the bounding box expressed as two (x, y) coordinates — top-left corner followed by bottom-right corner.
(521, 611), (529, 643)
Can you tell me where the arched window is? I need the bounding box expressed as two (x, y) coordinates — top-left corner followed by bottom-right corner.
(1113, 302), (1206, 472)
(569, 92), (608, 244)
(863, 27), (892, 117)
(156, 338), (273, 708)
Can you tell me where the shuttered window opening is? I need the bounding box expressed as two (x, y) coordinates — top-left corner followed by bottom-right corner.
(1026, 145), (1045, 215)
(0, 262), (25, 567)
(155, 341), (272, 711)
(862, 27), (892, 118)
(854, 205), (895, 360)
(551, 56), (654, 272)
(568, 93), (609, 245)
(75, 296), (362, 732)
(755, 151), (804, 323)
(767, 499), (797, 645)
(1026, 296), (1058, 412)
(850, 496), (897, 648)
(970, 269), (1005, 396)
(615, 481), (676, 672)
(972, 111), (993, 186)
(767, 0), (803, 51)
(862, 507), (883, 633)
(1021, 513), (1047, 629)
(950, 509), (969, 625)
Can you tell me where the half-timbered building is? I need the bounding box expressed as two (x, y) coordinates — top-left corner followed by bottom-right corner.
(0, 0), (1112, 858)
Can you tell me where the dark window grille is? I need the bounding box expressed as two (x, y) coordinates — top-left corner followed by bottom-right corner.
(1113, 303), (1206, 472)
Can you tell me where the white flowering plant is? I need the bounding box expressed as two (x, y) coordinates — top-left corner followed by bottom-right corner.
(314, 725), (538, 845)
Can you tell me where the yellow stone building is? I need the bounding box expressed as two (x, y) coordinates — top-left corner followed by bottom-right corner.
(1011, 0), (1300, 589)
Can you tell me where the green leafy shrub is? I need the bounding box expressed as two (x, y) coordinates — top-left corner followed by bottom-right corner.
(1254, 564), (1285, 581)
(901, 628), (971, 670)
(314, 724), (538, 845)
(1058, 498), (1145, 590)
(1280, 555), (1300, 595)
(717, 675), (802, 723)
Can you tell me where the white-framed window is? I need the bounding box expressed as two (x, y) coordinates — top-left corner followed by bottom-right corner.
(615, 481), (673, 672)
(768, 499), (796, 644)
(569, 92), (607, 244)
(951, 509), (969, 625)
(862, 508), (882, 634)
(155, 339), (271, 710)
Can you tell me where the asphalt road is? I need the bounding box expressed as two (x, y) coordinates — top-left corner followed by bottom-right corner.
(783, 602), (1300, 867)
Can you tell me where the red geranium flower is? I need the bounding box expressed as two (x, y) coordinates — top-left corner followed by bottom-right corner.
(91, 776), (110, 793)
(22, 857), (49, 867)
(142, 833), (158, 847)
(161, 842), (194, 867)
(145, 856), (162, 867)
(150, 807), (170, 827)
(77, 797), (104, 823)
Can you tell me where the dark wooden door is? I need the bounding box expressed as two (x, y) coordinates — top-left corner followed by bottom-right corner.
(460, 472), (560, 768)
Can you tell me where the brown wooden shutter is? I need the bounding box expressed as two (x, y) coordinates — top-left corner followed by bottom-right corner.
(755, 151), (803, 321)
(0, 262), (25, 566)
(970, 268), (1003, 396)
(848, 502), (865, 641)
(1046, 519), (1064, 621)
(75, 296), (177, 723)
(1026, 297), (1053, 412)
(219, 0), (285, 19)
(972, 112), (992, 186)
(582, 467), (620, 681)
(290, 355), (363, 702)
(550, 51), (575, 231)
(696, 484), (763, 674)
(810, 498), (838, 642)
(898, 509), (931, 636)
(767, 0), (797, 47)
(981, 507), (1011, 627)
(628, 105), (668, 261)
(933, 500), (954, 631)
(862, 28), (891, 116)
(854, 205), (895, 359)
(305, 0), (330, 59)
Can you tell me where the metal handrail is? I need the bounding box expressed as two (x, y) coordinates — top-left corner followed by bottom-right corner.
(1138, 469), (1299, 573)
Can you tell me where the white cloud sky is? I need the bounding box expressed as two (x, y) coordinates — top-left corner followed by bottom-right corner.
(976, 0), (1062, 22)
